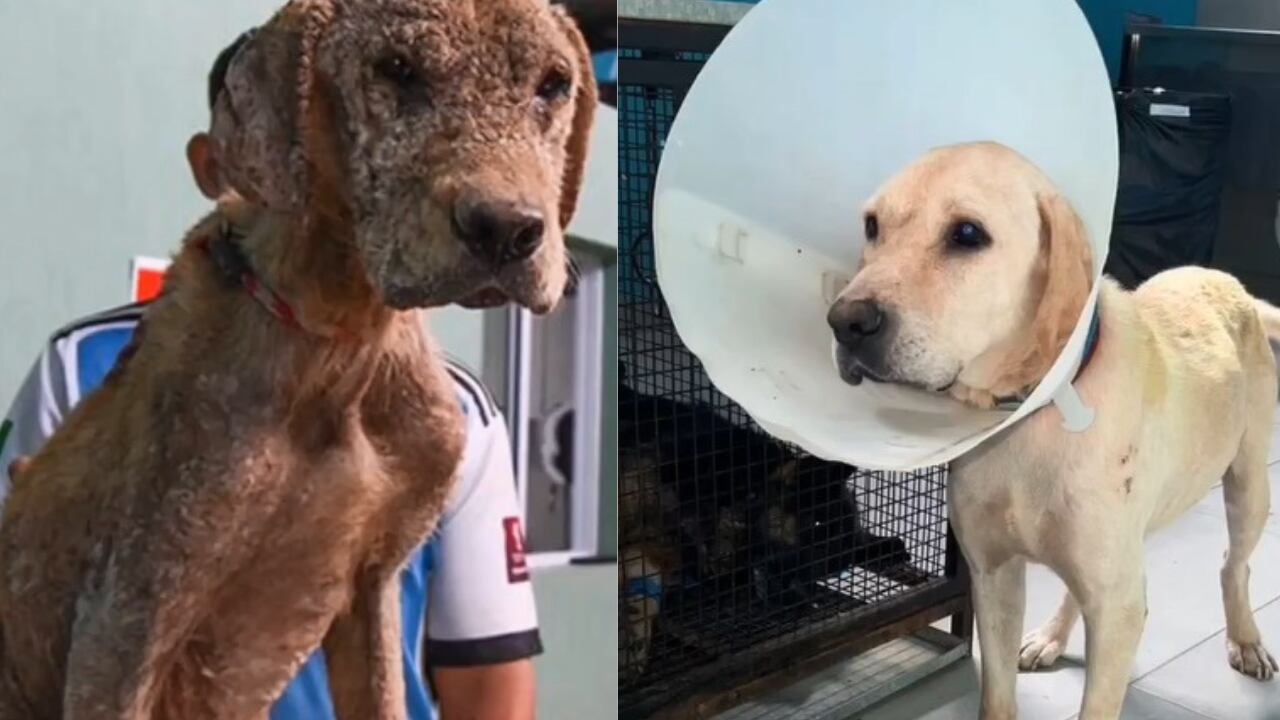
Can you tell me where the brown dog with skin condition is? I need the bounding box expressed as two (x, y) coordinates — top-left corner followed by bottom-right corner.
(0, 1), (594, 718)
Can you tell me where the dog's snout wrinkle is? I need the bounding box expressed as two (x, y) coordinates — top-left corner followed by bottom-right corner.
(828, 299), (885, 347)
(452, 192), (546, 267)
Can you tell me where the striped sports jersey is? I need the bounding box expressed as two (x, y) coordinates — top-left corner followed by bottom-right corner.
(0, 302), (541, 720)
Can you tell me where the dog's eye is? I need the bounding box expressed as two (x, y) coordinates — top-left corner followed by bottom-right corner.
(864, 214), (879, 241)
(948, 220), (990, 249)
(375, 54), (419, 88)
(375, 54), (431, 110)
(536, 68), (573, 102)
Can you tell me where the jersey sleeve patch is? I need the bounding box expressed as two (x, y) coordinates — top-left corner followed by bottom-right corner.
(503, 516), (530, 584)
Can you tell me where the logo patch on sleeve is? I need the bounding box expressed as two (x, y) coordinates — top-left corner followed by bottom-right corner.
(503, 516), (530, 583)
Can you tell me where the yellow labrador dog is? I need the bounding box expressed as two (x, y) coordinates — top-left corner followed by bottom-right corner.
(827, 142), (1280, 719)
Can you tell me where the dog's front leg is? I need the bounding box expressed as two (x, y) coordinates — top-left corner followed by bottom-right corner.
(1076, 559), (1146, 720)
(970, 558), (1027, 720)
(325, 566), (406, 720)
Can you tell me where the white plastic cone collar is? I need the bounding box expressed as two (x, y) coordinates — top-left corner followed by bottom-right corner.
(653, 0), (1118, 471)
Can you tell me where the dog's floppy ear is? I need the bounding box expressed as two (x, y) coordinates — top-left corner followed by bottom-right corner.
(550, 6), (598, 230)
(1028, 192), (1094, 370)
(210, 2), (334, 211)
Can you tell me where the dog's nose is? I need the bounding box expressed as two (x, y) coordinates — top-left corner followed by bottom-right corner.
(453, 197), (545, 266)
(827, 298), (884, 347)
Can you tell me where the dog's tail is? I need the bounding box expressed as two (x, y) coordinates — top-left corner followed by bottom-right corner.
(1255, 299), (1280, 343)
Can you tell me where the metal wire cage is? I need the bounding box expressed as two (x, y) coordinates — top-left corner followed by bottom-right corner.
(618, 19), (971, 719)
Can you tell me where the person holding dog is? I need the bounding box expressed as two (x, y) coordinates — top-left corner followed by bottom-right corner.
(0, 31), (539, 720)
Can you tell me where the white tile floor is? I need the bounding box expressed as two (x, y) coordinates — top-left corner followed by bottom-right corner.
(857, 419), (1280, 720)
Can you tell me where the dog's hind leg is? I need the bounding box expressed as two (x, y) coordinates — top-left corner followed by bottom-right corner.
(1018, 588), (1079, 671)
(61, 550), (196, 719)
(970, 557), (1026, 720)
(1220, 416), (1278, 681)
(324, 566), (407, 720)
(62, 457), (299, 719)
(0, 652), (36, 720)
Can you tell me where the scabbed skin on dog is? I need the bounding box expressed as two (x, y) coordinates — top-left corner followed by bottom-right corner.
(829, 142), (1280, 719)
(0, 1), (594, 718)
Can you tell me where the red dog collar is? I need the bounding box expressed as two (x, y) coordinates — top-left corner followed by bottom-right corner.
(197, 220), (352, 341)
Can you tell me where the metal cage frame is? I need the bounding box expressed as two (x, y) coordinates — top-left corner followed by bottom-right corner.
(617, 10), (973, 719)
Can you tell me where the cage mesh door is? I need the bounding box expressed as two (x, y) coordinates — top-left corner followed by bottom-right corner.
(618, 33), (961, 720)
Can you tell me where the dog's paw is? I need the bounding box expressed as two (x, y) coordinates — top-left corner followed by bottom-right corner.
(1228, 638), (1279, 681)
(1019, 628), (1067, 671)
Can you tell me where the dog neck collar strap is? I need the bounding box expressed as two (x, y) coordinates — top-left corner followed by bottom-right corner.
(198, 220), (350, 341)
(1075, 304), (1102, 381)
(994, 304), (1101, 410)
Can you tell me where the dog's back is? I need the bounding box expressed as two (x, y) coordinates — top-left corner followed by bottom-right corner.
(0, 334), (150, 716)
(1130, 266), (1276, 440)
(1123, 267), (1278, 524)
(1134, 266), (1276, 381)
(1, 252), (283, 713)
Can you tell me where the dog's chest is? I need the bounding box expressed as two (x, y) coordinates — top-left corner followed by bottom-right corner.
(279, 396), (461, 543)
(949, 384), (1242, 569)
(338, 361), (462, 512)
(285, 423), (390, 531)
(949, 403), (1132, 564)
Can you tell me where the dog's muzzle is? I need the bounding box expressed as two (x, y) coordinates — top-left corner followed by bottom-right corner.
(451, 192), (545, 269)
(828, 297), (892, 385)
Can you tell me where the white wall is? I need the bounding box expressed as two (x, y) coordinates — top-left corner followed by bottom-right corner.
(532, 564), (619, 720)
